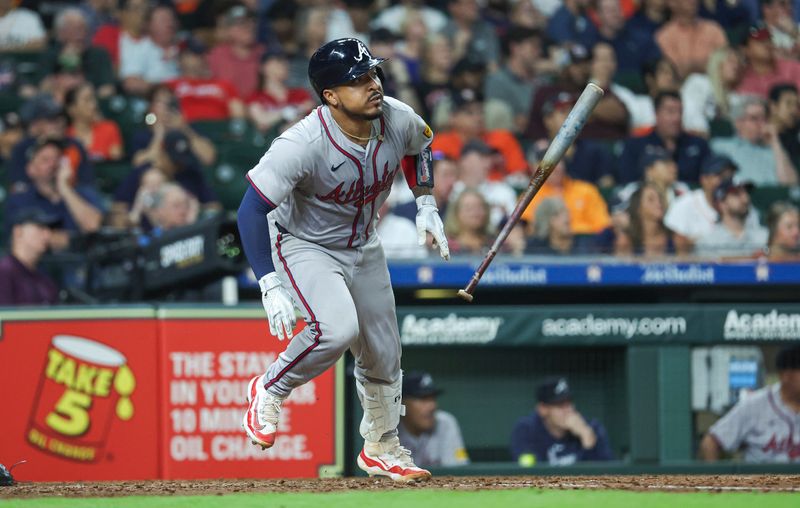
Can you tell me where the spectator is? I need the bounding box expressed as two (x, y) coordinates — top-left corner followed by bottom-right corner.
(0, 0), (46, 51)
(127, 166), (167, 230)
(131, 85), (217, 167)
(207, 4), (265, 99)
(397, 371), (469, 468)
(695, 179), (768, 258)
(613, 57), (681, 135)
(430, 89), (528, 180)
(119, 3), (180, 96)
(65, 82), (124, 162)
(626, 182), (675, 257)
(581, 0), (662, 74)
(484, 25), (544, 135)
(736, 23), (800, 99)
(664, 154), (755, 254)
(368, 28), (421, 113)
(616, 146), (690, 211)
(145, 182), (199, 233)
(0, 112), (23, 164)
(9, 94), (95, 190)
(521, 141), (612, 235)
(627, 0), (668, 39)
(547, 0), (598, 44)
(93, 0), (150, 69)
(79, 0), (117, 38)
(372, 0), (449, 35)
(5, 138), (104, 250)
(247, 49), (315, 134)
(768, 83), (800, 168)
(393, 9), (429, 84)
(698, 0), (752, 43)
(326, 0), (373, 42)
(699, 344), (800, 463)
(393, 155), (458, 223)
(167, 39), (245, 123)
(655, 0), (727, 79)
(681, 47), (746, 137)
(617, 91), (711, 184)
(510, 376), (614, 465)
(376, 201), (428, 259)
(540, 91), (616, 186)
(443, 187), (492, 255)
(711, 96), (799, 186)
(764, 201), (800, 261)
(40, 58), (89, 106)
(414, 33), (455, 122)
(525, 197), (590, 255)
(111, 130), (221, 229)
(451, 140), (518, 229)
(0, 208), (60, 306)
(527, 44), (629, 141)
(40, 7), (115, 98)
(285, 7), (328, 94)
(761, 0), (800, 58)
(443, 0), (501, 71)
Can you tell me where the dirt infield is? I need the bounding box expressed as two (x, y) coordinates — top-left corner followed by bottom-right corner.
(2, 475), (799, 498)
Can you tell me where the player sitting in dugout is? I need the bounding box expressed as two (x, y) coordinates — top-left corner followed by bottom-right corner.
(699, 344), (800, 463)
(510, 377), (614, 465)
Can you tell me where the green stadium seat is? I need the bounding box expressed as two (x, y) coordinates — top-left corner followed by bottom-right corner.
(613, 70), (647, 95)
(94, 160), (134, 195)
(205, 160), (250, 212)
(708, 118), (734, 138)
(750, 185), (797, 220)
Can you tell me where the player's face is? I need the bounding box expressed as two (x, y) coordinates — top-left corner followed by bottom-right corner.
(402, 396), (437, 434)
(330, 68), (384, 120)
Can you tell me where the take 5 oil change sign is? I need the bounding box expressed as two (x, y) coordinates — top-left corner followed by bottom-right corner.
(0, 309), (160, 481)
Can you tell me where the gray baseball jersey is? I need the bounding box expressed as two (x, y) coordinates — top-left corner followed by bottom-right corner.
(709, 383), (800, 462)
(247, 96), (433, 249)
(398, 410), (470, 467)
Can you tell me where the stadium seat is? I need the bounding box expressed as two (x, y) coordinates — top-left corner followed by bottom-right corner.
(613, 70), (647, 95)
(94, 160), (135, 196)
(205, 160), (251, 212)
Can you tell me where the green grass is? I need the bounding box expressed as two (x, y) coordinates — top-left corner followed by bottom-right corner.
(1, 489), (797, 508)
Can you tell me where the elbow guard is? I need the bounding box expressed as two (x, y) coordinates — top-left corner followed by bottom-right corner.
(401, 146), (434, 188)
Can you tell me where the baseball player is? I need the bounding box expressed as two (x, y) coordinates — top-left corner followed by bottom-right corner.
(699, 344), (800, 462)
(237, 38), (450, 483)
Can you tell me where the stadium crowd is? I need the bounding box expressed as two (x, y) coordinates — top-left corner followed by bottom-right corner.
(2, 0), (800, 298)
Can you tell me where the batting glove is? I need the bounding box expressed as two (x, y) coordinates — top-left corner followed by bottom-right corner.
(258, 272), (297, 341)
(415, 195), (450, 260)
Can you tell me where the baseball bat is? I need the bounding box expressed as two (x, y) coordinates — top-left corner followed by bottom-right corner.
(457, 82), (604, 302)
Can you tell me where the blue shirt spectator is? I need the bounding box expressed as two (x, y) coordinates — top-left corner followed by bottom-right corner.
(510, 377), (614, 465)
(547, 0), (598, 45)
(617, 91), (710, 184)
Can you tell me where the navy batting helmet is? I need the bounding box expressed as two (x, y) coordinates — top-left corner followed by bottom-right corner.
(308, 38), (386, 100)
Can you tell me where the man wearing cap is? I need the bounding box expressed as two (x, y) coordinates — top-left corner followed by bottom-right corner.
(618, 91), (710, 184)
(167, 38), (245, 122)
(0, 208), (60, 305)
(711, 96), (798, 186)
(111, 130), (221, 230)
(700, 344), (800, 463)
(737, 23), (800, 99)
(5, 138), (103, 250)
(664, 154), (753, 254)
(695, 178), (768, 257)
(510, 377), (613, 465)
(208, 3), (265, 98)
(397, 371), (469, 468)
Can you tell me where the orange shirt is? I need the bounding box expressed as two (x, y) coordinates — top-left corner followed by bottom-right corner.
(521, 176), (611, 234)
(430, 129), (528, 180)
(655, 20), (727, 78)
(67, 120), (123, 162)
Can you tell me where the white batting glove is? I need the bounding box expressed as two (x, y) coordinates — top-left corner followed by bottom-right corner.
(415, 194), (450, 260)
(258, 272), (297, 341)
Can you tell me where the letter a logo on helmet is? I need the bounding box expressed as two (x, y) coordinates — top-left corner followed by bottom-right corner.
(308, 38), (387, 100)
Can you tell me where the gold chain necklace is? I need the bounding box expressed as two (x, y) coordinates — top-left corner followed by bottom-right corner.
(332, 117), (381, 142)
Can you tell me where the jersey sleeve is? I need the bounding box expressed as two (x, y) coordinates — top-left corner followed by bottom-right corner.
(246, 129), (313, 207)
(385, 96), (434, 155)
(708, 398), (751, 453)
(436, 411), (470, 466)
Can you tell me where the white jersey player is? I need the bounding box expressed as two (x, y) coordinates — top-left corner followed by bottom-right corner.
(237, 38), (450, 482)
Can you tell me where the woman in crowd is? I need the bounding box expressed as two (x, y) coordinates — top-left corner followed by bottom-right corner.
(764, 201), (800, 261)
(626, 182), (675, 258)
(682, 47), (745, 136)
(415, 33), (455, 123)
(247, 49), (315, 134)
(64, 82), (124, 161)
(526, 197), (576, 255)
(444, 188), (493, 255)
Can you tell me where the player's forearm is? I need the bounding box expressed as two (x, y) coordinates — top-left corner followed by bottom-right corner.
(238, 186), (277, 279)
(411, 186), (432, 199)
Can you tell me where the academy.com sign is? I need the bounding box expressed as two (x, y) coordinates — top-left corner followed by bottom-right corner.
(401, 314), (504, 345)
(723, 309), (800, 340)
(542, 314), (688, 339)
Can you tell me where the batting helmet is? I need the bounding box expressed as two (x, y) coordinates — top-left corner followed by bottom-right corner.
(308, 38), (386, 100)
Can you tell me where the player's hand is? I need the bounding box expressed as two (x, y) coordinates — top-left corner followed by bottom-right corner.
(258, 272), (297, 341)
(415, 195), (450, 260)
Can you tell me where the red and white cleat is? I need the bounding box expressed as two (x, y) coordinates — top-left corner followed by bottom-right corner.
(357, 436), (432, 483)
(242, 374), (284, 449)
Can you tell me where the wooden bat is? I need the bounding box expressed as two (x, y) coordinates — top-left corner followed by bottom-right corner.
(457, 82), (605, 302)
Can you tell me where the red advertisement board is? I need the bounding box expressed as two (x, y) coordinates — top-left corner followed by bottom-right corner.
(158, 311), (342, 479)
(0, 309), (161, 481)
